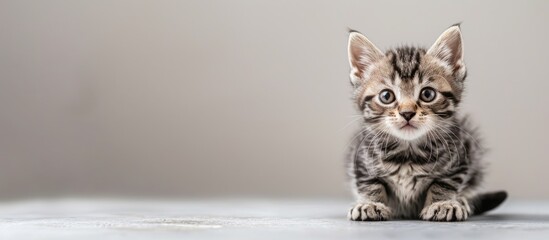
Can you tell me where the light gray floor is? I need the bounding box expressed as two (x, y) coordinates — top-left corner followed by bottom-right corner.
(0, 199), (548, 240)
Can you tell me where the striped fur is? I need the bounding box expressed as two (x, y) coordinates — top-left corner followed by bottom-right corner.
(346, 25), (505, 221)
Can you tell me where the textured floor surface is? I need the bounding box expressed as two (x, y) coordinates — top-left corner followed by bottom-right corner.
(0, 199), (548, 240)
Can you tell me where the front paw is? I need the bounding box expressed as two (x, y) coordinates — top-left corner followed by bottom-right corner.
(420, 200), (469, 221)
(348, 202), (391, 221)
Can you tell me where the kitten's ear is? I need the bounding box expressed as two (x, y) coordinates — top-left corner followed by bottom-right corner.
(348, 31), (384, 86)
(427, 25), (466, 78)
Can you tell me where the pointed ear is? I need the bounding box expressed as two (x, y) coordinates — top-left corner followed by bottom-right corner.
(348, 31), (384, 86)
(427, 25), (466, 79)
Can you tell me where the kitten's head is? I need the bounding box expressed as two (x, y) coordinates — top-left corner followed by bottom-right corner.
(347, 25), (466, 141)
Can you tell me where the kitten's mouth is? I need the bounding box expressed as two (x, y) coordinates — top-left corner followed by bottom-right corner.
(392, 122), (424, 140)
(400, 123), (417, 130)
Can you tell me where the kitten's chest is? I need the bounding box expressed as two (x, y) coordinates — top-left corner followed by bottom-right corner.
(384, 163), (430, 201)
(382, 163), (432, 218)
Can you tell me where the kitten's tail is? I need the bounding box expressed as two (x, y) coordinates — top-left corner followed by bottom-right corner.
(470, 191), (508, 215)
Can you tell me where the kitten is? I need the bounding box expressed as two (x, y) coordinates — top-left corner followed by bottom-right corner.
(346, 25), (507, 221)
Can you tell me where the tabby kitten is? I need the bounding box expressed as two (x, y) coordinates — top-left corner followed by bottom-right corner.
(346, 25), (507, 221)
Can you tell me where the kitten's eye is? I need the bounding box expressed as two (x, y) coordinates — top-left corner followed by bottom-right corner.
(420, 87), (436, 102)
(379, 89), (395, 104)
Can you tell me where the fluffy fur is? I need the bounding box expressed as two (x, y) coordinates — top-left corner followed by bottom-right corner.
(345, 25), (506, 221)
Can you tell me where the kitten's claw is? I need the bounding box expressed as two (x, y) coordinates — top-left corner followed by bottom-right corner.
(420, 200), (469, 221)
(348, 202), (391, 221)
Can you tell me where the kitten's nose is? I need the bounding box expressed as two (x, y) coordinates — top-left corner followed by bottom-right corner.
(399, 111), (416, 121)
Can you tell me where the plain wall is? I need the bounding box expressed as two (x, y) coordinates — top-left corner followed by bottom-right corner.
(0, 0), (548, 199)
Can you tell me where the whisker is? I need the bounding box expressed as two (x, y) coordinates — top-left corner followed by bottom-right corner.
(352, 123), (387, 177)
(338, 115), (364, 132)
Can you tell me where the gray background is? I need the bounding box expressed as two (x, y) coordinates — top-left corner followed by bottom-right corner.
(0, 0), (547, 200)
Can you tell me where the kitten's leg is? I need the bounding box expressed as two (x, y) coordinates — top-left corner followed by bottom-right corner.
(348, 178), (392, 221)
(420, 179), (470, 221)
